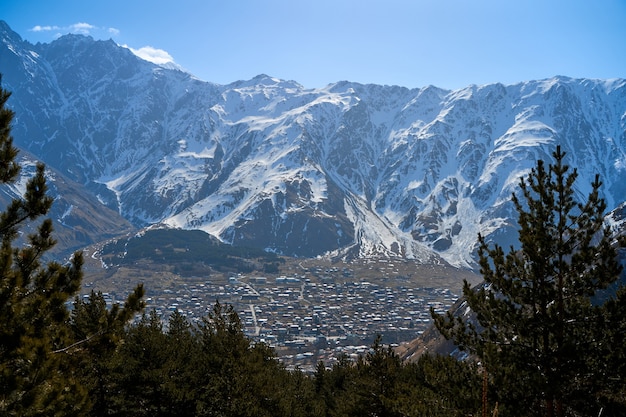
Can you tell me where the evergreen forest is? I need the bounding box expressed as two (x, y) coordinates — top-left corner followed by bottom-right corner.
(1, 78), (625, 417)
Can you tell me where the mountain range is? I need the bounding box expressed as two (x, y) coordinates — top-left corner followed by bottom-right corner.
(1, 20), (625, 268)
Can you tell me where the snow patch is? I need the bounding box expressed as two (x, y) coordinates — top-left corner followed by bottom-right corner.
(60, 204), (74, 221)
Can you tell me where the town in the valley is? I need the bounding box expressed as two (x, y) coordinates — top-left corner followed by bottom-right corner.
(82, 257), (479, 371)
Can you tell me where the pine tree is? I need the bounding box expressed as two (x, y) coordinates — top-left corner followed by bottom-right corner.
(0, 78), (86, 415)
(353, 335), (403, 417)
(590, 284), (626, 414)
(107, 310), (171, 417)
(195, 301), (263, 417)
(433, 146), (625, 417)
(394, 354), (482, 417)
(161, 310), (199, 417)
(67, 288), (145, 416)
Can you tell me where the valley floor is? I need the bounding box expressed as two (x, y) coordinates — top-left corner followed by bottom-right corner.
(81, 255), (480, 370)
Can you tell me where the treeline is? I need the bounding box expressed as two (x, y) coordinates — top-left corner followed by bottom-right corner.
(9, 289), (626, 416)
(64, 296), (482, 417)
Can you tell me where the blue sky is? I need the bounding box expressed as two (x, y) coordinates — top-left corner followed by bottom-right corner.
(3, 0), (625, 90)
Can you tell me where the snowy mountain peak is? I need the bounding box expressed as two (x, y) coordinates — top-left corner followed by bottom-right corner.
(1, 21), (625, 268)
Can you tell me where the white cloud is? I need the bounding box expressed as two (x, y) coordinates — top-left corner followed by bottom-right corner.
(68, 22), (96, 35)
(31, 25), (60, 32)
(29, 22), (121, 39)
(128, 46), (175, 65)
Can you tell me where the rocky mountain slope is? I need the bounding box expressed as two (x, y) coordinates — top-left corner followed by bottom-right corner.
(0, 150), (134, 258)
(1, 21), (625, 267)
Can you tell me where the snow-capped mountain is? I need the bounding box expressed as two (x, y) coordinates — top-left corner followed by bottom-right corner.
(1, 21), (625, 267)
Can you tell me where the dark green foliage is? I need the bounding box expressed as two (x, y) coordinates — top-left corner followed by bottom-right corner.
(100, 228), (283, 274)
(108, 310), (193, 416)
(393, 354), (482, 417)
(0, 83), (20, 184)
(74, 303), (481, 417)
(103, 302), (320, 417)
(312, 337), (480, 417)
(351, 335), (404, 417)
(433, 147), (626, 416)
(66, 287), (145, 416)
(193, 301), (312, 417)
(587, 284), (626, 415)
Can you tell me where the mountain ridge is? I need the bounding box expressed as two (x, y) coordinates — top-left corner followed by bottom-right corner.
(1, 21), (625, 268)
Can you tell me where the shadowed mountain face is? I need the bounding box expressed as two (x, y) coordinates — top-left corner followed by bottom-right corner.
(0, 151), (134, 258)
(2, 21), (625, 266)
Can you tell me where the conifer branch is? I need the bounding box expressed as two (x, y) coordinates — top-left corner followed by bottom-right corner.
(52, 330), (105, 354)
